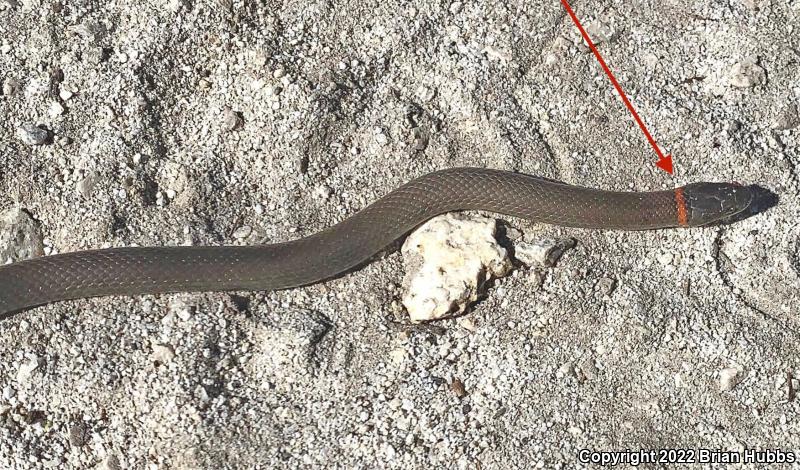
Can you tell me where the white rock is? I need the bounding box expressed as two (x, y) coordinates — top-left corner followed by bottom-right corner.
(514, 238), (575, 267)
(16, 124), (49, 145)
(58, 88), (74, 101)
(401, 213), (512, 322)
(585, 20), (616, 45)
(729, 58), (767, 88)
(0, 208), (44, 263)
(313, 185), (332, 200)
(772, 103), (799, 130)
(221, 107), (243, 131)
(151, 344), (176, 364)
(233, 225), (252, 239)
(16, 354), (42, 382)
(719, 367), (742, 391)
(48, 101), (65, 117)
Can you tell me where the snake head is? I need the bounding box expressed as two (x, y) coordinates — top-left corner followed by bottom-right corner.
(681, 182), (753, 226)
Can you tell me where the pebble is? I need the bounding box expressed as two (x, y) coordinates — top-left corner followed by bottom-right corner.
(449, 2), (462, 14)
(86, 47), (106, 64)
(0, 208), (44, 262)
(596, 277), (617, 296)
(720, 367), (742, 391)
(69, 420), (89, 447)
(557, 362), (575, 379)
(2, 385), (15, 400)
(221, 107), (243, 132)
(16, 124), (49, 145)
(657, 252), (674, 266)
(16, 354), (42, 382)
(58, 88), (73, 101)
(514, 238), (576, 267)
(401, 213), (512, 322)
(233, 225), (252, 239)
(729, 57), (767, 88)
(2, 77), (19, 96)
(151, 344), (176, 364)
(49, 100), (65, 117)
(772, 103), (799, 130)
(585, 20), (616, 45)
(313, 184), (332, 200)
(451, 378), (467, 398)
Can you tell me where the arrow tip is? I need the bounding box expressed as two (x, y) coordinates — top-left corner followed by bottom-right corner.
(656, 155), (674, 175)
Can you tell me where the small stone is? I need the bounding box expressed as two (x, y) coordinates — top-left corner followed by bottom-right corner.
(233, 225), (252, 239)
(657, 252), (674, 266)
(528, 269), (546, 290)
(557, 362), (575, 378)
(451, 378), (466, 398)
(76, 174), (97, 197)
(449, 2), (462, 14)
(221, 107), (243, 132)
(273, 68), (286, 79)
(772, 103), (799, 131)
(16, 124), (49, 145)
(2, 385), (15, 400)
(729, 57), (767, 88)
(151, 344), (176, 364)
(69, 420), (89, 447)
(170, 300), (194, 321)
(2, 77), (19, 96)
(585, 20), (616, 45)
(412, 127), (428, 151)
(458, 317), (476, 332)
(49, 101), (65, 117)
(265, 85), (282, 96)
(0, 208), (44, 263)
(100, 455), (121, 470)
(416, 85), (435, 103)
(16, 354), (42, 382)
(720, 367), (743, 391)
(86, 47), (107, 64)
(514, 238), (576, 267)
(313, 185), (332, 200)
(401, 213), (512, 322)
(58, 88), (73, 101)
(740, 0), (758, 9)
(596, 277), (616, 295)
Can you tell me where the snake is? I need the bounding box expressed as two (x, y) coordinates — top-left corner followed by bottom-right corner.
(0, 168), (753, 318)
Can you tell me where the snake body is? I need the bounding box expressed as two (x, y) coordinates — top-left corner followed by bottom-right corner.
(0, 168), (752, 317)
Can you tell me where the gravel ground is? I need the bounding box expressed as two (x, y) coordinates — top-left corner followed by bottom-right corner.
(1, 0), (799, 468)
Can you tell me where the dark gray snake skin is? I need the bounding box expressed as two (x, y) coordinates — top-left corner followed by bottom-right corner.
(0, 168), (752, 317)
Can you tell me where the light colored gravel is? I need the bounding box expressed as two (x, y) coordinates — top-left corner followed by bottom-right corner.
(1, 0), (799, 468)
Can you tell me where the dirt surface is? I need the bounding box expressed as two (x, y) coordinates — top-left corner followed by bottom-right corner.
(1, 0), (798, 468)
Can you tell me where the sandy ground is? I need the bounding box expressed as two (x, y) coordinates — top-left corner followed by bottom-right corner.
(1, 0), (799, 468)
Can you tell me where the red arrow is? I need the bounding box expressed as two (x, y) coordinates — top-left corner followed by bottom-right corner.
(560, 0), (674, 175)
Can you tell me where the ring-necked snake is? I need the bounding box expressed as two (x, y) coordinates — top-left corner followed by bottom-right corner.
(0, 168), (752, 318)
